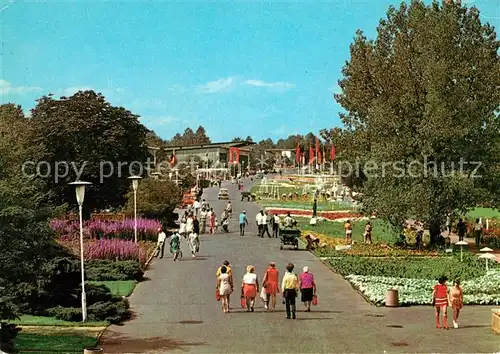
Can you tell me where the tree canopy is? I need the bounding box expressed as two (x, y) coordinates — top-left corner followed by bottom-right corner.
(29, 91), (150, 212)
(333, 0), (500, 236)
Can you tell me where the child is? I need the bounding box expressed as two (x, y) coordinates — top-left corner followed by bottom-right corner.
(449, 279), (464, 328)
(432, 276), (449, 329)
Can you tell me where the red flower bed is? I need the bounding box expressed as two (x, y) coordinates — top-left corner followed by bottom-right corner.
(266, 208), (362, 220)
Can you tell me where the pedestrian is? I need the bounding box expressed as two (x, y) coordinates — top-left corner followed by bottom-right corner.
(179, 212), (187, 238)
(185, 213), (194, 239)
(344, 219), (353, 245)
(449, 279), (463, 328)
(299, 266), (316, 312)
(239, 210), (248, 236)
(256, 210), (265, 237)
(170, 232), (182, 261)
(456, 218), (466, 242)
(416, 229), (424, 249)
(217, 261), (233, 307)
(364, 222), (372, 244)
(194, 199), (201, 218)
(241, 265), (259, 312)
(283, 212), (294, 228)
(209, 208), (216, 234)
(446, 213), (452, 236)
(156, 227), (167, 259)
(272, 213), (280, 238)
(201, 198), (208, 210)
(200, 208), (207, 234)
(432, 276), (449, 329)
(281, 262), (299, 319)
(474, 218), (482, 248)
(221, 210), (229, 233)
(262, 211), (272, 237)
(262, 262), (279, 311)
(189, 216), (200, 258)
(312, 199), (317, 218)
(225, 201), (232, 218)
(217, 265), (233, 313)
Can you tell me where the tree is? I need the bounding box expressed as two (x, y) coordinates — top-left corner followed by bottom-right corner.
(123, 178), (182, 225)
(231, 137), (243, 142)
(194, 125), (211, 144)
(29, 91), (150, 212)
(335, 0), (500, 241)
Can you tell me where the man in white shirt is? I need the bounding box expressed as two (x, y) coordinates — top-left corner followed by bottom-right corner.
(193, 200), (201, 218)
(255, 210), (265, 238)
(186, 214), (194, 238)
(156, 227), (167, 259)
(200, 208), (208, 234)
(262, 211), (272, 238)
(226, 201), (232, 218)
(272, 213), (280, 238)
(284, 212), (294, 228)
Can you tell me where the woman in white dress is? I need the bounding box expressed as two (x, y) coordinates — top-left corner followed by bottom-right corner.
(217, 266), (233, 313)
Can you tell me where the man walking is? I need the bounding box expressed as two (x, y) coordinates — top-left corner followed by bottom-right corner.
(193, 200), (201, 218)
(256, 210), (265, 237)
(272, 213), (280, 238)
(262, 211), (272, 238)
(281, 262), (299, 319)
(239, 210), (248, 236)
(200, 208), (207, 234)
(189, 216), (200, 258)
(156, 227), (167, 258)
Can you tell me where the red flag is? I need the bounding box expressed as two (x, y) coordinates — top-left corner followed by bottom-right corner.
(309, 146), (314, 164)
(330, 144), (336, 160)
(295, 144), (301, 164)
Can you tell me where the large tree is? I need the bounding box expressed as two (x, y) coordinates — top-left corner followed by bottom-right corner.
(334, 0), (500, 240)
(29, 91), (150, 212)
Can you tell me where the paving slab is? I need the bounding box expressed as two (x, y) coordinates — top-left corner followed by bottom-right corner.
(101, 178), (500, 353)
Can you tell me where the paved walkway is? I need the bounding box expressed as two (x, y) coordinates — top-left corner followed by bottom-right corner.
(101, 178), (499, 353)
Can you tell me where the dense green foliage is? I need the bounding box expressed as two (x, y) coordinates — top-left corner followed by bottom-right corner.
(85, 260), (144, 281)
(328, 254), (495, 280)
(30, 91), (150, 211)
(331, 1), (500, 240)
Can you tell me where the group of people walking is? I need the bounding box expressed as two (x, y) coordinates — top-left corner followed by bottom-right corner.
(216, 260), (317, 319)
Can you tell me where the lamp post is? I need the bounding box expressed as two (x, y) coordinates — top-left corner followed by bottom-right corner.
(68, 181), (92, 322)
(478, 252), (495, 271)
(128, 176), (142, 243)
(455, 240), (468, 262)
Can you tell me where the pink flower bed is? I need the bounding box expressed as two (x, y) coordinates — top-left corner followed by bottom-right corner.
(58, 238), (155, 267)
(50, 218), (161, 241)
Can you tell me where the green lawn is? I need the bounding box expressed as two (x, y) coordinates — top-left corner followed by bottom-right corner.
(259, 199), (358, 211)
(88, 280), (137, 297)
(14, 332), (98, 353)
(298, 217), (399, 244)
(10, 315), (108, 327)
(466, 207), (500, 220)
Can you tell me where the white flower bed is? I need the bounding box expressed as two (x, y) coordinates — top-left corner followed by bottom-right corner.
(346, 271), (500, 305)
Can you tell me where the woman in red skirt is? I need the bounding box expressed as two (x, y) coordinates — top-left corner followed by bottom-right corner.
(432, 276), (449, 329)
(262, 262), (279, 311)
(241, 265), (259, 312)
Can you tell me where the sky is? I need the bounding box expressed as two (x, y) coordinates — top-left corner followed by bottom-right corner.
(1, 0), (499, 142)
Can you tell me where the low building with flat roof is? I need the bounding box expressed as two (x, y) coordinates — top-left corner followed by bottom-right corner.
(165, 141), (255, 169)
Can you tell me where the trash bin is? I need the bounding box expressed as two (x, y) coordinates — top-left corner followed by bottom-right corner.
(386, 288), (399, 307)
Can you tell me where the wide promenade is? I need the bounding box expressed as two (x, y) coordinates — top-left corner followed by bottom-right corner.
(101, 178), (499, 353)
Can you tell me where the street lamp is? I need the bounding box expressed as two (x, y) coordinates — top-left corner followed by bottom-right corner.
(68, 181), (92, 322)
(128, 176), (142, 243)
(455, 240), (468, 262)
(478, 252), (496, 271)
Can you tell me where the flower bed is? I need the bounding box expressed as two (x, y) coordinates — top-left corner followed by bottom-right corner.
(58, 239), (156, 268)
(346, 271), (500, 306)
(50, 218), (161, 241)
(484, 220), (500, 249)
(266, 208), (362, 220)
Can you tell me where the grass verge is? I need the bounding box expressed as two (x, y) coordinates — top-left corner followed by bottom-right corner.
(14, 332), (99, 353)
(298, 218), (398, 244)
(10, 315), (108, 327)
(88, 280), (137, 297)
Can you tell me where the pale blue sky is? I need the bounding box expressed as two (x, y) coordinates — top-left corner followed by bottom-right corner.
(1, 0), (498, 142)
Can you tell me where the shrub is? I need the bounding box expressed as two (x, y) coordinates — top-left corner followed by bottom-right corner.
(85, 260), (143, 281)
(0, 323), (21, 353)
(46, 299), (130, 324)
(85, 284), (114, 304)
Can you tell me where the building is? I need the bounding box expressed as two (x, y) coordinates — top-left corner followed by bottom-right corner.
(165, 141), (256, 169)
